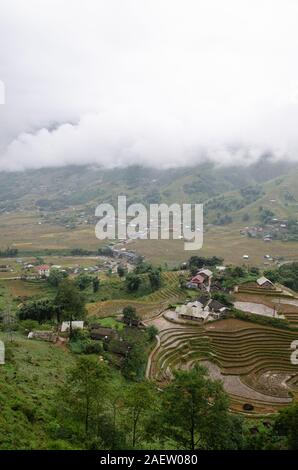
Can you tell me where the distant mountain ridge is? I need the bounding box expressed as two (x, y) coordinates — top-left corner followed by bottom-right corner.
(1, 158), (298, 227)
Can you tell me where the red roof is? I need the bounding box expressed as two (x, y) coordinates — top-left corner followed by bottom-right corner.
(37, 265), (50, 270)
(191, 274), (205, 284)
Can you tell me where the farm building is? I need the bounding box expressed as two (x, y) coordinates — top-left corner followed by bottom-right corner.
(257, 277), (275, 289)
(0, 265), (11, 272)
(188, 269), (213, 291)
(189, 274), (205, 286)
(36, 264), (50, 277)
(28, 331), (58, 342)
(176, 303), (210, 322)
(176, 297), (228, 323)
(198, 269), (213, 279)
(61, 321), (84, 332)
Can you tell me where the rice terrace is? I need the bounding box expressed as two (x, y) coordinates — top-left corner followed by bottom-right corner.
(2, 0), (298, 457)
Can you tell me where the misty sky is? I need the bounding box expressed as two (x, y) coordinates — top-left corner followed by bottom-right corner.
(1, 0), (298, 171)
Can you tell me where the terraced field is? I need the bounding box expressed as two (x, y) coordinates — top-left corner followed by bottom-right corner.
(87, 271), (192, 319)
(146, 317), (298, 414)
(234, 289), (298, 328)
(87, 298), (168, 319)
(145, 271), (190, 303)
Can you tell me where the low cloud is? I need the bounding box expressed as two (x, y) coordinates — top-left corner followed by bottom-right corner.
(1, 0), (298, 170)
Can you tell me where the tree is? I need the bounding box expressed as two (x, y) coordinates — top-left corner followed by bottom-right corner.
(117, 265), (126, 278)
(18, 298), (55, 323)
(1, 306), (17, 341)
(48, 268), (68, 288)
(0, 247), (18, 258)
(54, 280), (86, 336)
(134, 261), (154, 274)
(212, 292), (233, 307)
(122, 306), (138, 325)
(259, 208), (274, 224)
(125, 273), (141, 292)
(57, 356), (111, 438)
(123, 381), (157, 448)
(92, 277), (100, 293)
(122, 342), (147, 382)
(160, 365), (236, 450)
(264, 269), (280, 283)
(274, 403), (298, 449)
(76, 273), (92, 291)
(188, 256), (223, 275)
(148, 268), (162, 292)
(178, 273), (187, 289)
(146, 325), (158, 342)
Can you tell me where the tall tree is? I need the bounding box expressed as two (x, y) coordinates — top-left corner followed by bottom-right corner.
(160, 365), (236, 450)
(123, 381), (157, 448)
(148, 268), (162, 292)
(92, 277), (100, 293)
(58, 356), (111, 438)
(48, 268), (68, 288)
(122, 306), (138, 325)
(117, 265), (126, 278)
(125, 273), (141, 292)
(274, 403), (298, 449)
(54, 279), (85, 335)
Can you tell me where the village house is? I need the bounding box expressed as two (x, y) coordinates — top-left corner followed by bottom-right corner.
(176, 296), (228, 323)
(0, 264), (11, 272)
(36, 264), (50, 277)
(187, 274), (205, 288)
(187, 268), (213, 291)
(28, 331), (58, 343)
(61, 321), (84, 332)
(256, 277), (275, 289)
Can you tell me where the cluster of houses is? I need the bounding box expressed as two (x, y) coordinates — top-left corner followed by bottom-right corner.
(110, 247), (142, 264)
(186, 269), (213, 291)
(27, 314), (142, 360)
(0, 264), (13, 273)
(175, 295), (229, 323)
(11, 256), (136, 280)
(240, 218), (289, 242)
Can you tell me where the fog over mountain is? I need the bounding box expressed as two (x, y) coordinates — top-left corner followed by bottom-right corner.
(1, 0), (298, 171)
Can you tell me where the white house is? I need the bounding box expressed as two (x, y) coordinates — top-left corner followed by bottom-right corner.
(257, 277), (275, 289)
(176, 298), (227, 323)
(61, 321), (84, 332)
(198, 269), (213, 279)
(37, 265), (50, 277)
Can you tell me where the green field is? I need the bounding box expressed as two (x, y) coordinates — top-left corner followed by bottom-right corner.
(0, 332), (76, 449)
